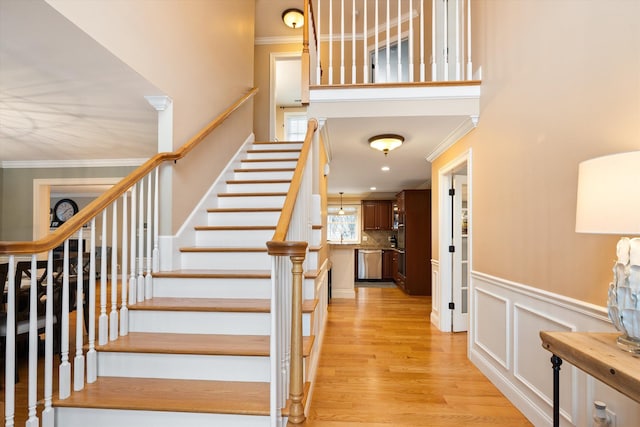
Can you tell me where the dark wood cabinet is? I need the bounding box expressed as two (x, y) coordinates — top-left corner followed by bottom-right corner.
(382, 250), (394, 280)
(362, 200), (393, 230)
(395, 190), (431, 296)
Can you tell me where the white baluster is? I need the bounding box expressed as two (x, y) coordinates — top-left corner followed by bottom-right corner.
(351, 0), (356, 84)
(410, 0), (414, 82)
(431, 0), (436, 81)
(466, 0), (472, 79)
(145, 174), (153, 299)
(110, 201), (119, 341)
(5, 256), (16, 426)
(443, 0), (449, 81)
(59, 244), (71, 400)
(316, 0), (322, 84)
(386, 0), (391, 81)
(137, 178), (145, 302)
(121, 192), (129, 336)
(129, 184), (137, 305)
(27, 255), (38, 427)
(329, 0), (333, 84)
(375, 0), (379, 82)
(397, 0), (402, 81)
(340, 0), (345, 84)
(42, 253), (54, 426)
(74, 229), (85, 390)
(99, 211), (108, 345)
(87, 218), (97, 383)
(152, 168), (160, 274)
(362, 0), (368, 83)
(455, 0), (461, 80)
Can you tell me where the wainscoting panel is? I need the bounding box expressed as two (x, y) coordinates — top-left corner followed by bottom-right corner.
(469, 271), (640, 427)
(430, 260), (441, 328)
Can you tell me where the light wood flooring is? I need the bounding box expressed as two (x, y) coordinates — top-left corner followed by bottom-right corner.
(301, 286), (532, 426)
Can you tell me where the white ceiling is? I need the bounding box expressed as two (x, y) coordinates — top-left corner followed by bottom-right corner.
(1, 0), (476, 198)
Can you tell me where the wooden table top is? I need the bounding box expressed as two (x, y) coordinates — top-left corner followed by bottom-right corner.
(540, 331), (640, 403)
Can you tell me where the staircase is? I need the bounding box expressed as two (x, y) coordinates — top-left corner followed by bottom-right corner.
(52, 140), (322, 427)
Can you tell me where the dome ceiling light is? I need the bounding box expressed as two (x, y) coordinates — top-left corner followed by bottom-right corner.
(282, 8), (304, 29)
(368, 134), (404, 156)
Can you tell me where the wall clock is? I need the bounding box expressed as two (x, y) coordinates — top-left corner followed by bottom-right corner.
(53, 198), (79, 223)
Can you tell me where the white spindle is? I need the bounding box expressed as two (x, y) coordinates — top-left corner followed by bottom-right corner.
(466, 0), (472, 79)
(121, 192), (129, 336)
(351, 0), (356, 84)
(152, 168), (159, 274)
(443, 0), (449, 81)
(409, 0), (414, 81)
(386, 0), (391, 81)
(363, 0), (368, 83)
(110, 201), (119, 341)
(145, 174), (153, 299)
(99, 211), (108, 345)
(137, 179), (145, 302)
(455, 0), (461, 80)
(316, 0), (322, 84)
(87, 218), (97, 382)
(375, 0), (379, 82)
(42, 253), (54, 426)
(269, 256), (280, 423)
(27, 255), (38, 427)
(340, 0), (345, 84)
(329, 0), (333, 84)
(397, 0), (402, 81)
(74, 229), (85, 391)
(431, 0), (436, 80)
(5, 256), (16, 426)
(129, 184), (137, 305)
(59, 243), (71, 399)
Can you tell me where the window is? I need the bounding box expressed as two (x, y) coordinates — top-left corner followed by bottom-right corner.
(327, 205), (360, 243)
(284, 113), (308, 141)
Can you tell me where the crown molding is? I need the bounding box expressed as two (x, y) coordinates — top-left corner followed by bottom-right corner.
(255, 35), (303, 45)
(1, 158), (147, 169)
(426, 115), (479, 162)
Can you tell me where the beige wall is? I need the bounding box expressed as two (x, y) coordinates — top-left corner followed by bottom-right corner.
(47, 0), (256, 233)
(432, 0), (640, 305)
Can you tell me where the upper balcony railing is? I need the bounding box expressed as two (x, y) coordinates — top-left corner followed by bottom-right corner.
(302, 0), (474, 100)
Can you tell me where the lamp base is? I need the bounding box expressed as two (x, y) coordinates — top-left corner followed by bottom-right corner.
(616, 333), (640, 354)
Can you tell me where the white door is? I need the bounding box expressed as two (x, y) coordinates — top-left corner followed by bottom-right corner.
(451, 174), (469, 332)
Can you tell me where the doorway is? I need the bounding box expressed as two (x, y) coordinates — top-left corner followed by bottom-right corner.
(269, 52), (304, 141)
(435, 150), (472, 333)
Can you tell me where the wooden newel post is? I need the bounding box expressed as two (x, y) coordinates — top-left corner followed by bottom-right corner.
(287, 254), (306, 425)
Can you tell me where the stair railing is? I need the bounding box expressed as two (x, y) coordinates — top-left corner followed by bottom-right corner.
(306, 0), (474, 86)
(267, 118), (319, 426)
(0, 87), (257, 427)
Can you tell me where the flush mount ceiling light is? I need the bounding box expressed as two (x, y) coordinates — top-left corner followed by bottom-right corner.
(368, 134), (404, 156)
(282, 8), (304, 29)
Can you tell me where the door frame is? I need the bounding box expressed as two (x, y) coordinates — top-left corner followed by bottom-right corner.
(434, 148), (472, 332)
(269, 51), (302, 141)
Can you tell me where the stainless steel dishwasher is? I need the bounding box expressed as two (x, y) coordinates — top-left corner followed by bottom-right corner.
(357, 249), (382, 280)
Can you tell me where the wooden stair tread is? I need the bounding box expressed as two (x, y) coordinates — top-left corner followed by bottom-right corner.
(95, 332), (315, 357)
(153, 269), (271, 278)
(217, 192), (287, 197)
(129, 297), (317, 313)
(252, 141), (302, 145)
(206, 207), (282, 213)
(246, 149), (301, 154)
(225, 179), (292, 184)
(53, 377), (270, 415)
(194, 225), (276, 231)
(234, 168), (295, 173)
(180, 247), (268, 253)
(241, 158), (298, 163)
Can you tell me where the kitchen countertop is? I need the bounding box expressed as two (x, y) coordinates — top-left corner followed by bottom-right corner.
(328, 243), (401, 251)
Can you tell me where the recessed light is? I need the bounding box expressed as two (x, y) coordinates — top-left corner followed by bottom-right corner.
(381, 166), (390, 171)
(370, 187), (377, 191)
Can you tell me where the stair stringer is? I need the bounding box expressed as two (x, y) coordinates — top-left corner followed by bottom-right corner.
(158, 132), (256, 272)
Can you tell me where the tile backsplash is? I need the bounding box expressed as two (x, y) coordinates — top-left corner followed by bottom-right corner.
(361, 230), (396, 248)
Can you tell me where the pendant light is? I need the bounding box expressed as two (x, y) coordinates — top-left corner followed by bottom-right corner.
(338, 192), (345, 215)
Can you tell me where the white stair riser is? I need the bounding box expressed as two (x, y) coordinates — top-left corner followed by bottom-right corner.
(195, 229), (273, 247)
(97, 352), (269, 382)
(246, 151), (300, 160)
(217, 196), (285, 209)
(154, 277), (272, 299)
(55, 408), (271, 427)
(207, 211), (280, 226)
(181, 251), (271, 270)
(252, 143), (302, 151)
(310, 228), (322, 246)
(226, 182), (290, 193)
(306, 251), (319, 270)
(234, 170), (294, 180)
(239, 160), (297, 169)
(129, 310), (271, 335)
(128, 310), (313, 336)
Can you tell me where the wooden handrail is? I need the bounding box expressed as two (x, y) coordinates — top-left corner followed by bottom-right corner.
(266, 118), (318, 257)
(0, 87), (258, 255)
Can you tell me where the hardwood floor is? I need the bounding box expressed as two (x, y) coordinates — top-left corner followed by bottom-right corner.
(302, 286), (532, 426)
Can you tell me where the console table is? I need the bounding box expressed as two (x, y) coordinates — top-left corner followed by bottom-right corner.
(540, 331), (640, 427)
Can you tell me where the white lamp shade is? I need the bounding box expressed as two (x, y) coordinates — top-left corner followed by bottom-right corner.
(575, 151), (640, 235)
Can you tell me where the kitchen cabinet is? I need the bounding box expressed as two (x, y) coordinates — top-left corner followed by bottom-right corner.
(395, 190), (431, 296)
(382, 250), (395, 280)
(362, 200), (393, 230)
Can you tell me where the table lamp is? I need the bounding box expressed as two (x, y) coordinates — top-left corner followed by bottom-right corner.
(575, 151), (640, 353)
